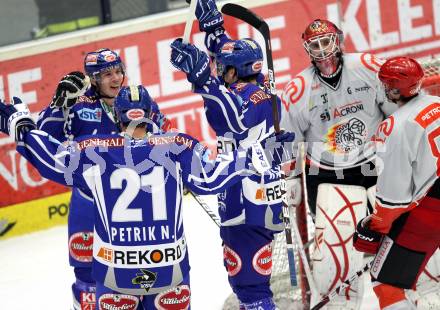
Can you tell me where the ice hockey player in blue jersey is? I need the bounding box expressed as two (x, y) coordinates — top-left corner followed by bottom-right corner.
(170, 1), (285, 309)
(0, 85), (293, 309)
(37, 48), (171, 309)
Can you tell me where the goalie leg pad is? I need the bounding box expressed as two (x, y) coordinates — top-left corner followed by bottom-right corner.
(311, 183), (368, 309)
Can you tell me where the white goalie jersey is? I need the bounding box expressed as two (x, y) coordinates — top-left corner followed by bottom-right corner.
(280, 53), (397, 170)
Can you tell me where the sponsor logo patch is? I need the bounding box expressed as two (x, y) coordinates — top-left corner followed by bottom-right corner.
(85, 54), (98, 65)
(223, 245), (242, 276)
(104, 54), (117, 62)
(98, 294), (138, 310)
(78, 108), (102, 122)
(252, 61), (263, 72)
(252, 243), (272, 276)
(80, 292), (96, 310)
(333, 101), (364, 119)
(154, 285), (191, 310)
(126, 109), (145, 120)
(221, 42), (235, 54)
(69, 231), (93, 262)
(131, 269), (157, 292)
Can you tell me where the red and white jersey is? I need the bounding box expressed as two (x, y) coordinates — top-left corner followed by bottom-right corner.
(280, 53), (396, 170)
(371, 94), (440, 233)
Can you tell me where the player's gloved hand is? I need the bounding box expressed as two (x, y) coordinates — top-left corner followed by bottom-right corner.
(262, 130), (295, 166)
(50, 71), (90, 109)
(188, 0), (224, 32)
(170, 39), (211, 87)
(285, 175), (302, 207)
(251, 131), (295, 174)
(0, 97), (36, 141)
(353, 215), (383, 254)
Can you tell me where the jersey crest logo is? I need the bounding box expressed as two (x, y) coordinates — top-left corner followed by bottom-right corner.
(154, 285), (191, 310)
(98, 293), (139, 310)
(252, 243), (273, 276)
(223, 245), (242, 276)
(132, 269), (158, 292)
(325, 117), (367, 153)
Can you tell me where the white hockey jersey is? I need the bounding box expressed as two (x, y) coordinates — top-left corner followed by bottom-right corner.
(280, 53), (396, 170)
(370, 94), (440, 233)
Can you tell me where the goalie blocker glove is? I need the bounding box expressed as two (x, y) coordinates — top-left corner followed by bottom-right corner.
(0, 97), (36, 141)
(50, 71), (90, 109)
(353, 215), (383, 254)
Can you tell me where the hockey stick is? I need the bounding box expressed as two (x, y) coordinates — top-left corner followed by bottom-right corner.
(221, 3), (280, 133)
(182, 0), (197, 44)
(311, 260), (373, 310)
(221, 2), (297, 287)
(189, 191), (221, 227)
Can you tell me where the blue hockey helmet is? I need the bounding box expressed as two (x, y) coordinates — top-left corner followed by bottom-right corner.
(84, 48), (125, 79)
(216, 39), (264, 78)
(114, 85), (152, 126)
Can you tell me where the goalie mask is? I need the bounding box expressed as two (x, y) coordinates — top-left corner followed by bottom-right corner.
(302, 19), (344, 77)
(216, 38), (264, 79)
(114, 85), (152, 130)
(378, 56), (424, 101)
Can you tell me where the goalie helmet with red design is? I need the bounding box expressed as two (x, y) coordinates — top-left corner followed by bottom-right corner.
(378, 56), (424, 101)
(302, 19), (344, 77)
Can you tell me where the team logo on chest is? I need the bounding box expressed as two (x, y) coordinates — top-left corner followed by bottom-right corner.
(325, 117), (367, 153)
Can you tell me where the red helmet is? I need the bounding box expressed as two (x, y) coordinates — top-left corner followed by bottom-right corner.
(378, 57), (424, 98)
(302, 19), (343, 61)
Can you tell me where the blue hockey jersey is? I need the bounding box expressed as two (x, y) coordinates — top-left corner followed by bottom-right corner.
(17, 129), (256, 295)
(195, 32), (284, 230)
(37, 87), (170, 223)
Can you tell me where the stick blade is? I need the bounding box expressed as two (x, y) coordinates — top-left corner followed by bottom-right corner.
(221, 3), (265, 30)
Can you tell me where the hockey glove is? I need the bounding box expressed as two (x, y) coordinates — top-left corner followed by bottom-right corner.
(353, 215), (383, 254)
(0, 97), (36, 141)
(189, 0), (223, 33)
(251, 131), (295, 174)
(285, 175), (302, 207)
(262, 131), (295, 166)
(50, 71), (90, 109)
(170, 39), (211, 87)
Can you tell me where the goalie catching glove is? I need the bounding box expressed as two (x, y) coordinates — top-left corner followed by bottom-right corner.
(353, 215), (383, 254)
(0, 97), (36, 141)
(50, 71), (90, 109)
